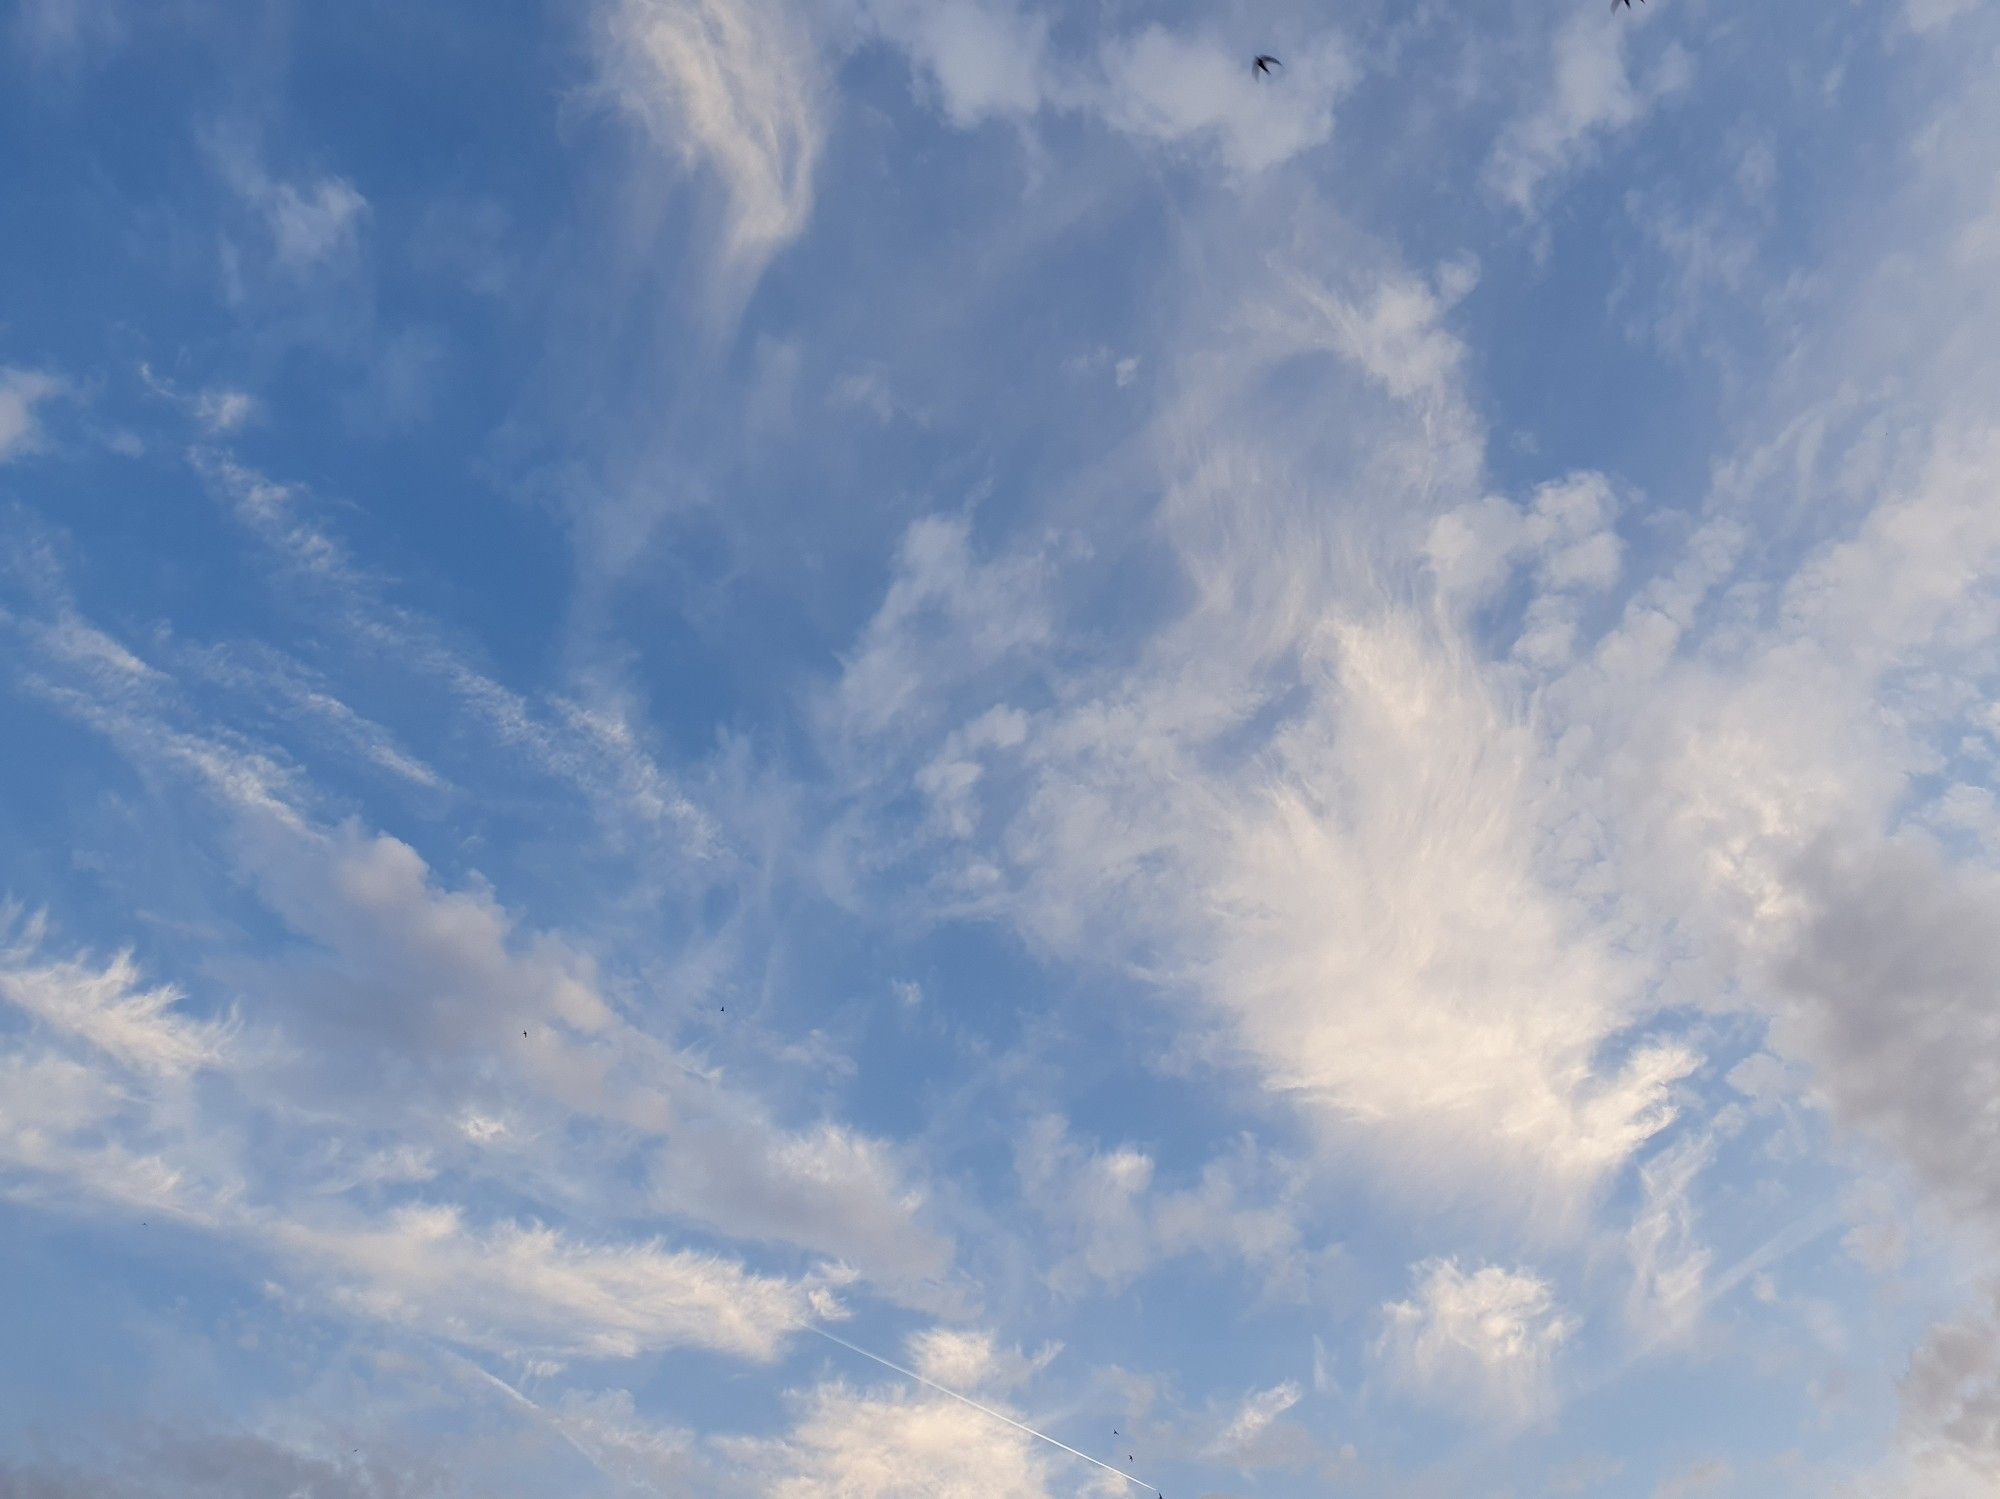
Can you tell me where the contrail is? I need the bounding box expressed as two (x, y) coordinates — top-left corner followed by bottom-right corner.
(1697, 1199), (1844, 1308)
(803, 1324), (1160, 1494)
(1562, 1200), (1848, 1413)
(437, 1344), (612, 1480)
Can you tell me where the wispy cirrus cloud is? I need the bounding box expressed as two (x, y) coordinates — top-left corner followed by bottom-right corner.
(600, 0), (826, 292)
(0, 908), (231, 1076)
(1485, 7), (1689, 213)
(0, 366), (65, 462)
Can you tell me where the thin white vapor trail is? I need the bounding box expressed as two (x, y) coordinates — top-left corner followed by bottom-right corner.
(1575, 1201), (1848, 1407)
(803, 1324), (1162, 1494)
(443, 1346), (613, 1479)
(1696, 1201), (1844, 1309)
(1457, 1200), (1850, 1476)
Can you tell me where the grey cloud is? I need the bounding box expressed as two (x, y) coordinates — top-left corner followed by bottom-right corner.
(1769, 834), (2000, 1233)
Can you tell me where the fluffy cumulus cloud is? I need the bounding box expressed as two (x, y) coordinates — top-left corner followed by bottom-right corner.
(7, 1), (2000, 1495)
(1378, 1259), (1577, 1426)
(753, 1372), (1056, 1499)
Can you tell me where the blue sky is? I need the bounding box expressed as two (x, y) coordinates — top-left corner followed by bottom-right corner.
(3, 0), (1999, 1494)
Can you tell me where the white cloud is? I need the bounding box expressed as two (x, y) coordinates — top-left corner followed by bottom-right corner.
(554, 1388), (709, 1491)
(1013, 603), (1693, 1211)
(1624, 1131), (1715, 1345)
(860, 0), (1049, 127)
(210, 140), (368, 277)
(0, 908), (229, 1076)
(603, 0), (825, 284)
(1485, 11), (1688, 212)
(825, 514), (1052, 746)
(5, 576), (955, 1335)
(264, 177), (368, 271)
(138, 365), (258, 435)
(181, 641), (445, 792)
(1095, 29), (1353, 175)
(217, 796), (944, 1290)
(193, 387), (256, 433)
(1203, 1380), (1311, 1470)
(234, 816), (615, 1049)
(1279, 265), (1473, 406)
(0, 908), (833, 1372)
(1016, 1117), (1332, 1300)
(1378, 1258), (1576, 1427)
(191, 451), (716, 854)
(0, 367), (63, 462)
(651, 1114), (953, 1291)
(1428, 471), (1624, 630)
(822, 258), (1691, 1218)
(907, 1326), (1055, 1394)
(851, 4), (1351, 174)
(917, 704), (1028, 838)
(278, 1205), (814, 1362)
(751, 1371), (1057, 1499)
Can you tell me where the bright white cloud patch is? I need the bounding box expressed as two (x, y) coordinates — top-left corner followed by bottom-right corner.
(282, 1207), (815, 1362)
(0, 910), (229, 1076)
(1379, 1258), (1577, 1426)
(604, 0), (824, 283)
(1203, 1380), (1308, 1469)
(756, 1375), (1056, 1498)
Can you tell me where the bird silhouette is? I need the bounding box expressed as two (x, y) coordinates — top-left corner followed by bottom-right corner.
(1253, 54), (1281, 76)
(1612, 0), (1645, 9)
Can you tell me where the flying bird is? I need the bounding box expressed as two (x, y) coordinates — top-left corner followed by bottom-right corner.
(1253, 54), (1281, 76)
(1612, 0), (1645, 8)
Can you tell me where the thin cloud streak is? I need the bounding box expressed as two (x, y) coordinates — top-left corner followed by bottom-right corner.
(803, 1325), (1159, 1493)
